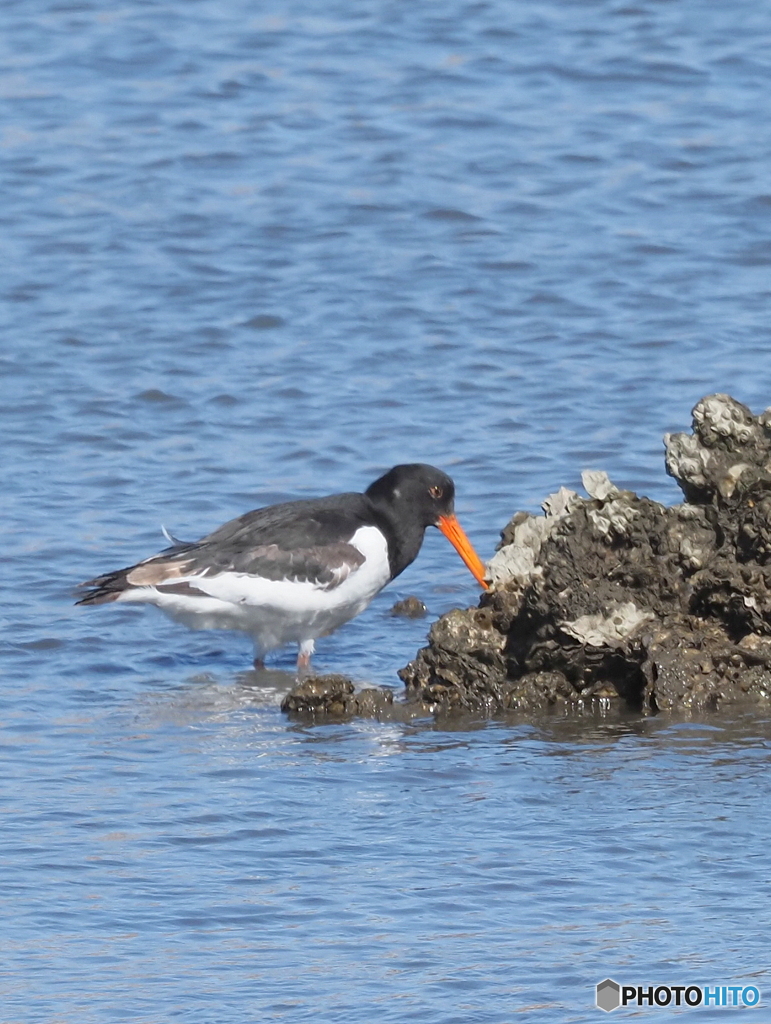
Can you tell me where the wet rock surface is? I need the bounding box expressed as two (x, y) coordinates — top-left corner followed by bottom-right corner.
(389, 596), (428, 618)
(284, 395), (771, 719)
(281, 674), (410, 720)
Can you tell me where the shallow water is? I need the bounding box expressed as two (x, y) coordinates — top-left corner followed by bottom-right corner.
(3, 0), (771, 1020)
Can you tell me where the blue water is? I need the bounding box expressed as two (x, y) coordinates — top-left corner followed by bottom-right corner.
(3, 0), (771, 1020)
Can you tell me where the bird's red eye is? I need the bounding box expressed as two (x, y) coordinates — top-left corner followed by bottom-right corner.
(429, 485), (443, 499)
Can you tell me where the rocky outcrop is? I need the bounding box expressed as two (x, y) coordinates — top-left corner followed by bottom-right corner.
(284, 395), (771, 719)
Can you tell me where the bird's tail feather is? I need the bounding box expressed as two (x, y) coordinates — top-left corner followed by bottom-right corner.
(75, 567), (135, 605)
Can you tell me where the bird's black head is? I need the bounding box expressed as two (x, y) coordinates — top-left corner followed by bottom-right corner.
(364, 463), (487, 586)
(365, 463), (456, 528)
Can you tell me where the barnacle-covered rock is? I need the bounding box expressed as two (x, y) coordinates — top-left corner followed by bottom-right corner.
(400, 395), (771, 716)
(281, 674), (355, 716)
(282, 674), (401, 719)
(398, 606), (508, 712)
(664, 394), (771, 504)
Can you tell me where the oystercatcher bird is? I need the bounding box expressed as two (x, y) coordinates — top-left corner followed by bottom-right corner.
(76, 464), (488, 670)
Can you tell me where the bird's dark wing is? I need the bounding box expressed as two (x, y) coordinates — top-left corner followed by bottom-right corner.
(180, 492), (372, 583)
(205, 541), (366, 588)
(77, 492), (374, 603)
(197, 493), (368, 549)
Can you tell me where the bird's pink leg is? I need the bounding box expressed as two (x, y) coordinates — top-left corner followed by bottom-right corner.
(297, 639), (315, 674)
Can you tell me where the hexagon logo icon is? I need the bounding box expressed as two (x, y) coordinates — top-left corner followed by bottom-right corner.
(596, 979), (621, 1012)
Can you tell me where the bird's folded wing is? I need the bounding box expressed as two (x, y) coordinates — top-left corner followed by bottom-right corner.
(137, 542), (367, 594)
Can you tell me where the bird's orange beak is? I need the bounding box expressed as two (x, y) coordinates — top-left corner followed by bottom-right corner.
(437, 514), (489, 589)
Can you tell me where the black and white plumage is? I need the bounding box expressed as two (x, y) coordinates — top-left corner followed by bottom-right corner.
(77, 464), (488, 670)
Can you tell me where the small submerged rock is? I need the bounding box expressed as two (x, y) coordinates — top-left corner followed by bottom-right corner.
(281, 675), (399, 719)
(281, 674), (355, 716)
(285, 395), (771, 719)
(389, 596), (428, 618)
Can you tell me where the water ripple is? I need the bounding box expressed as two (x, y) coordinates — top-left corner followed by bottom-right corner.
(3, 0), (771, 1020)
